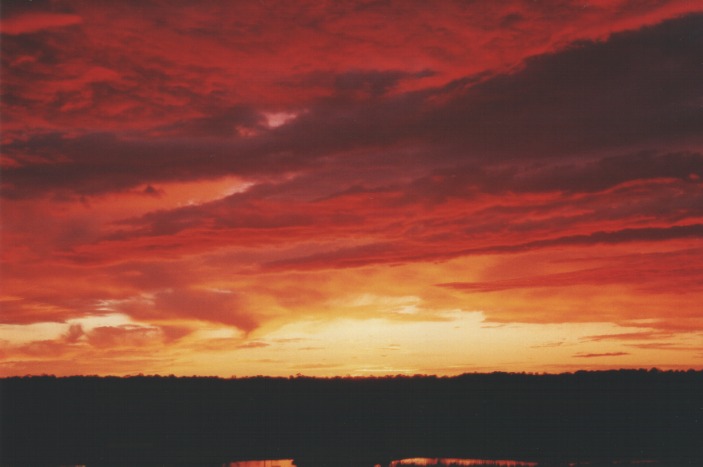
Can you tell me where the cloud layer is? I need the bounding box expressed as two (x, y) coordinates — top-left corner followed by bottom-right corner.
(2, 0), (702, 376)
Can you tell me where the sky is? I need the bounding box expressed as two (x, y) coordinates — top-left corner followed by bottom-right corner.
(1, 0), (702, 377)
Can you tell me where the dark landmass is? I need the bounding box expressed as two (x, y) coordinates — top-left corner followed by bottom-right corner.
(2, 370), (702, 466)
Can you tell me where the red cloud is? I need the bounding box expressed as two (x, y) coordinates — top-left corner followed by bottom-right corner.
(114, 288), (259, 332)
(0, 12), (82, 35)
(2, 2), (703, 376)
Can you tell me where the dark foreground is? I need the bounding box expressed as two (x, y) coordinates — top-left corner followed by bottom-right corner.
(2, 370), (702, 466)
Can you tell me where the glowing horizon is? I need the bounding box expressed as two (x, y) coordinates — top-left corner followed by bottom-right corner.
(1, 0), (702, 377)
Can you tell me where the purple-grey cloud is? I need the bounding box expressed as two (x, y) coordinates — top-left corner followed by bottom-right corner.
(2, 14), (702, 199)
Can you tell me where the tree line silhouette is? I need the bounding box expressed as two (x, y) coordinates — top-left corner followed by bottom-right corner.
(2, 370), (702, 466)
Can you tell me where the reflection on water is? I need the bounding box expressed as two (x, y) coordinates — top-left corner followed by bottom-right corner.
(222, 459), (539, 467)
(390, 459), (538, 467)
(60, 458), (669, 467)
(225, 461), (296, 467)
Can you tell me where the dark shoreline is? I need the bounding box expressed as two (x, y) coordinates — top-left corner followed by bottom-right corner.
(2, 370), (702, 466)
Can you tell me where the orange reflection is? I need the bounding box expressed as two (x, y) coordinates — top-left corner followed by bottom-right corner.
(390, 459), (538, 467)
(226, 461), (295, 467)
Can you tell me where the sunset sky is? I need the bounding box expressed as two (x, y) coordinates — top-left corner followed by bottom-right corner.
(2, 0), (702, 377)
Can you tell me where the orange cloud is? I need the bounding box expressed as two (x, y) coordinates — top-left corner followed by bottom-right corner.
(574, 352), (630, 358)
